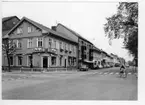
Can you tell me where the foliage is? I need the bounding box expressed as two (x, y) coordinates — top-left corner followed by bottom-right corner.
(2, 38), (16, 72)
(104, 2), (138, 59)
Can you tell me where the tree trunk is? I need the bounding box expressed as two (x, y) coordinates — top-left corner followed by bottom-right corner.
(6, 53), (11, 72)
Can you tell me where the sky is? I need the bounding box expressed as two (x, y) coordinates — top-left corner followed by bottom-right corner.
(2, 1), (134, 61)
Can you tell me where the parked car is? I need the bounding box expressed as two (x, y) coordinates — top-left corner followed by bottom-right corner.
(115, 63), (120, 67)
(79, 65), (88, 71)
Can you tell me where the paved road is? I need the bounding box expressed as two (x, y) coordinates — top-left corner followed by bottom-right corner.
(2, 67), (137, 100)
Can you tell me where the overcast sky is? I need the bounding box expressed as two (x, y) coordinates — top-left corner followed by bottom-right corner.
(2, 1), (133, 61)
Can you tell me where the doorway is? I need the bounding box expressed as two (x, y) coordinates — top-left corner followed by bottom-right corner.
(43, 57), (48, 68)
(64, 59), (66, 68)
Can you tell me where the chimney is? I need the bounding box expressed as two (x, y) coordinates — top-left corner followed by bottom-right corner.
(51, 26), (56, 31)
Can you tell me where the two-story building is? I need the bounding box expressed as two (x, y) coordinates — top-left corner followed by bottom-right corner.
(2, 17), (78, 69)
(53, 23), (94, 69)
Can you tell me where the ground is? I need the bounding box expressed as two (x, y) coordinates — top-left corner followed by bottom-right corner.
(2, 67), (137, 100)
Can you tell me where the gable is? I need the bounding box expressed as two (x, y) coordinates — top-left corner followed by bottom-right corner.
(9, 20), (43, 39)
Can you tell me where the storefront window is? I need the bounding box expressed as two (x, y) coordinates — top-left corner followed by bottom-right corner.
(18, 56), (22, 65)
(51, 56), (56, 66)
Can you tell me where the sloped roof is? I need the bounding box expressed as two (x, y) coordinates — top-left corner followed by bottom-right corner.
(6, 17), (77, 43)
(57, 23), (93, 44)
(2, 16), (20, 23)
(2, 30), (9, 37)
(92, 45), (102, 53)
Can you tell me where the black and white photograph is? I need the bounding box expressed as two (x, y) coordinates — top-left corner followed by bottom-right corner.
(1, 0), (140, 102)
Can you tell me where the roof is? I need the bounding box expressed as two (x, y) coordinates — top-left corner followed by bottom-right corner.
(92, 45), (102, 52)
(2, 30), (9, 37)
(6, 17), (78, 43)
(57, 23), (93, 44)
(2, 16), (20, 23)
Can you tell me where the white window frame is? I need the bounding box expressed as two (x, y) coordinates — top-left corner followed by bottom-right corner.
(17, 27), (23, 34)
(27, 38), (32, 48)
(54, 40), (56, 49)
(60, 41), (62, 49)
(48, 38), (52, 48)
(28, 26), (32, 33)
(37, 37), (43, 47)
(16, 40), (22, 48)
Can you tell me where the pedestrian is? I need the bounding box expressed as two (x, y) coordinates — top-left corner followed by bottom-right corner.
(119, 63), (127, 78)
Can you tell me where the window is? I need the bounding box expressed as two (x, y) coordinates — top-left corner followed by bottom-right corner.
(18, 56), (22, 65)
(68, 44), (70, 51)
(28, 26), (33, 33)
(60, 56), (62, 66)
(27, 38), (32, 48)
(37, 37), (43, 47)
(48, 38), (52, 48)
(66, 44), (68, 50)
(54, 40), (56, 48)
(10, 56), (13, 66)
(63, 42), (65, 49)
(73, 46), (76, 54)
(56, 41), (59, 49)
(17, 27), (23, 34)
(72, 46), (74, 53)
(51, 56), (56, 66)
(64, 43), (66, 50)
(17, 40), (22, 48)
(60, 42), (62, 49)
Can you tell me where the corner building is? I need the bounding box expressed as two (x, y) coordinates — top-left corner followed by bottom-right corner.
(3, 17), (78, 69)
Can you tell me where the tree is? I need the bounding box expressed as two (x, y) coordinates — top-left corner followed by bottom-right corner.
(2, 38), (16, 72)
(104, 2), (138, 60)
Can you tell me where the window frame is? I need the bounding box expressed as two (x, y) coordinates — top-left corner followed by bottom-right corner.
(28, 26), (33, 33)
(18, 56), (22, 66)
(16, 39), (22, 49)
(17, 27), (23, 34)
(37, 37), (43, 47)
(27, 38), (33, 48)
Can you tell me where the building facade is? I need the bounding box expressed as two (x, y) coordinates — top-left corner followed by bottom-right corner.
(2, 17), (78, 69)
(54, 23), (94, 69)
(92, 46), (102, 68)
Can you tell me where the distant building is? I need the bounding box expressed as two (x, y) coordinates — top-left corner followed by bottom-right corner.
(92, 46), (102, 68)
(2, 17), (78, 69)
(2, 16), (20, 37)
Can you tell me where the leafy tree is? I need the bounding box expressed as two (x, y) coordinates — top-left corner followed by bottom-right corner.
(104, 2), (138, 60)
(2, 38), (16, 72)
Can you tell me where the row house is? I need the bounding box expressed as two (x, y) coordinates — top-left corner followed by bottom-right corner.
(110, 53), (120, 66)
(92, 46), (102, 68)
(2, 17), (78, 69)
(53, 23), (94, 69)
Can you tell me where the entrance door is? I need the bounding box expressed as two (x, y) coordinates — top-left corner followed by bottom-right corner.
(43, 57), (48, 68)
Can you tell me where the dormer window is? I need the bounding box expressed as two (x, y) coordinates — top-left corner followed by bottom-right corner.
(17, 27), (23, 34)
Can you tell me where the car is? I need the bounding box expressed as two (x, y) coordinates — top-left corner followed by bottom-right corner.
(79, 65), (88, 71)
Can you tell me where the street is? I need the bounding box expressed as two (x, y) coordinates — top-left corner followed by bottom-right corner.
(2, 67), (137, 100)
